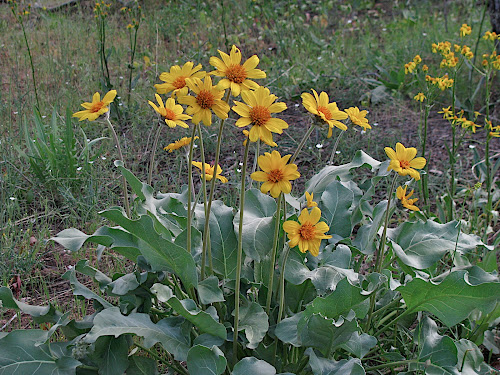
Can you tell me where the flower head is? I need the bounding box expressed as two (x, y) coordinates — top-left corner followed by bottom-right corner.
(396, 185), (420, 211)
(178, 76), (230, 126)
(460, 24), (472, 37)
(73, 90), (116, 121)
(438, 106), (453, 120)
(250, 150), (300, 198)
(414, 93), (426, 102)
(233, 86), (288, 145)
(155, 62), (205, 97)
(192, 161), (228, 183)
(301, 89), (348, 137)
(283, 207), (332, 257)
(148, 94), (191, 128)
(305, 192), (317, 208)
(345, 107), (371, 130)
(385, 142), (426, 180)
(209, 45), (266, 97)
(164, 136), (198, 153)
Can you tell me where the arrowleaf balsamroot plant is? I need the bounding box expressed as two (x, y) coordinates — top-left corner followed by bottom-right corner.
(1, 42), (498, 375)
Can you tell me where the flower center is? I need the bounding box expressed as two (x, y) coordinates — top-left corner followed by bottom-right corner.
(317, 106), (332, 119)
(268, 169), (284, 183)
(196, 90), (215, 109)
(299, 223), (315, 240)
(226, 64), (247, 84)
(250, 106), (271, 126)
(164, 108), (176, 120)
(91, 101), (105, 113)
(172, 76), (186, 89)
(399, 160), (411, 169)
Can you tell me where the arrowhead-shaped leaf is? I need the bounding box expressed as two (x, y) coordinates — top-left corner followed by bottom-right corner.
(187, 345), (226, 375)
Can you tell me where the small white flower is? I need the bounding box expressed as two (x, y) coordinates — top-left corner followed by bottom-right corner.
(13, 111), (18, 115)
(316, 143), (323, 149)
(101, 156), (107, 160)
(469, 145), (476, 149)
(336, 150), (341, 154)
(76, 167), (82, 171)
(9, 197), (16, 201)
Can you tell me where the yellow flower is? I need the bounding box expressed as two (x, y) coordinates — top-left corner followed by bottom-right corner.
(404, 61), (416, 74)
(192, 161), (228, 183)
(242, 129), (277, 147)
(460, 23), (471, 37)
(283, 207), (332, 257)
(250, 150), (300, 198)
(414, 93), (426, 102)
(233, 86), (288, 145)
(345, 107), (371, 130)
(396, 185), (419, 211)
(301, 89), (348, 137)
(422, 64), (429, 72)
(209, 45), (266, 97)
(384, 142), (426, 181)
(178, 76), (230, 126)
(438, 106), (453, 120)
(164, 136), (198, 153)
(148, 94), (191, 128)
(413, 55), (422, 64)
(73, 90), (116, 121)
(155, 62), (205, 97)
(305, 192), (317, 208)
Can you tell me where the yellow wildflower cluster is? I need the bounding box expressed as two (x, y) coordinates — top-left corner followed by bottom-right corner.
(425, 74), (454, 90)
(483, 31), (499, 41)
(486, 120), (500, 137)
(432, 41), (452, 54)
(414, 93), (426, 102)
(404, 55), (423, 75)
(396, 186), (420, 211)
(94, 0), (111, 18)
(459, 45), (474, 60)
(481, 51), (500, 70)
(454, 116), (481, 133)
(459, 24), (472, 37)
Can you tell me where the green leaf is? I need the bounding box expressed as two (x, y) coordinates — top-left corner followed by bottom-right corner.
(387, 220), (490, 270)
(187, 345), (226, 375)
(0, 286), (60, 322)
(399, 270), (500, 327)
(455, 339), (494, 374)
(62, 268), (113, 309)
(198, 276), (225, 304)
(0, 330), (81, 375)
(195, 200), (238, 279)
(305, 278), (370, 320)
(93, 335), (129, 375)
(306, 348), (365, 375)
(100, 209), (197, 289)
(319, 181), (355, 239)
(233, 189), (277, 263)
(232, 357), (276, 375)
(352, 200), (387, 255)
(236, 299), (269, 349)
(126, 356), (158, 375)
(84, 307), (190, 361)
(297, 314), (358, 356)
(306, 151), (384, 194)
(414, 317), (458, 371)
(339, 332), (377, 359)
(151, 284), (226, 339)
(275, 312), (302, 347)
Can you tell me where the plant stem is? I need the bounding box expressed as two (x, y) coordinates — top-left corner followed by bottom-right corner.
(233, 139), (251, 366)
(290, 122), (315, 164)
(127, 26), (139, 108)
(365, 359), (418, 372)
(197, 124), (211, 280)
(18, 16), (39, 109)
(483, 71), (492, 240)
(277, 244), (291, 323)
(186, 125), (198, 255)
(327, 128), (345, 165)
(105, 118), (130, 217)
(135, 342), (188, 375)
(249, 139), (260, 189)
(265, 193), (283, 315)
(420, 103), (430, 208)
(147, 122), (162, 186)
(365, 173), (398, 331)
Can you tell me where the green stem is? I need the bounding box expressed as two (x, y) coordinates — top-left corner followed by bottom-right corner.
(483, 71), (492, 240)
(127, 26), (139, 108)
(327, 129), (345, 165)
(186, 124), (198, 255)
(365, 173), (398, 330)
(249, 139), (260, 189)
(197, 124), (211, 280)
(233, 139), (251, 366)
(134, 342), (188, 375)
(290, 122), (315, 164)
(374, 308), (411, 337)
(265, 193), (283, 315)
(147, 122), (162, 186)
(365, 360), (418, 372)
(105, 118), (130, 217)
(277, 244), (291, 323)
(448, 69), (458, 220)
(17, 16), (39, 109)
(420, 103), (430, 208)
